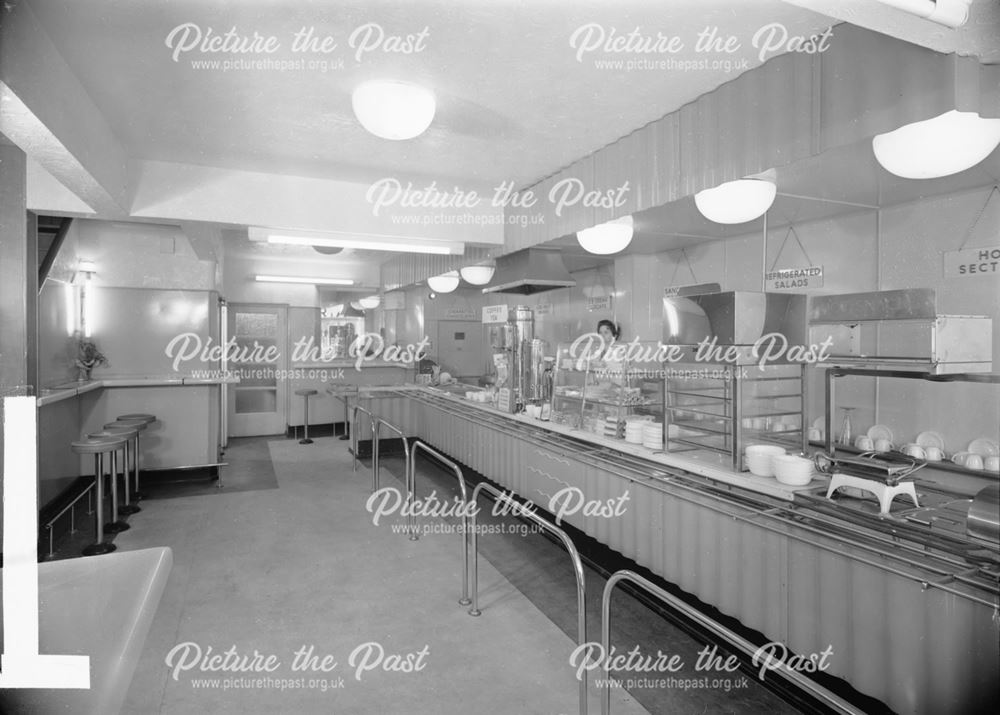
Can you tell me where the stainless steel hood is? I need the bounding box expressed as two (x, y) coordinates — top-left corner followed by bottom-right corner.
(481, 248), (576, 295)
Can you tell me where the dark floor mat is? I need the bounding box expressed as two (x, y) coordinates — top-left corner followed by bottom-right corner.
(141, 436), (279, 499)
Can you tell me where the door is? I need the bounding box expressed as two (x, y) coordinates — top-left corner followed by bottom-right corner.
(228, 304), (287, 436)
(437, 320), (484, 381)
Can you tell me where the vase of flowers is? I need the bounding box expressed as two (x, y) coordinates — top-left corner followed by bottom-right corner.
(75, 336), (109, 381)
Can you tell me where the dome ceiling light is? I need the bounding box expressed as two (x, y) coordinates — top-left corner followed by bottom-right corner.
(695, 178), (776, 224)
(351, 80), (436, 141)
(427, 271), (460, 293)
(459, 264), (495, 285)
(312, 245), (344, 255)
(358, 296), (381, 310)
(872, 110), (1000, 180)
(576, 216), (634, 255)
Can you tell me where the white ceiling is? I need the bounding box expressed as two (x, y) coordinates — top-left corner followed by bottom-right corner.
(25, 0), (837, 186)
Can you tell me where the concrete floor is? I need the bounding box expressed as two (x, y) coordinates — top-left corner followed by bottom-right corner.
(115, 437), (651, 714)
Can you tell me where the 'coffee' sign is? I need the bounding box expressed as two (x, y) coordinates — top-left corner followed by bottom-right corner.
(764, 266), (824, 291)
(943, 246), (1000, 278)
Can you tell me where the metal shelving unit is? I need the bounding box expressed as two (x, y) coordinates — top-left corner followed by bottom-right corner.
(663, 363), (807, 471)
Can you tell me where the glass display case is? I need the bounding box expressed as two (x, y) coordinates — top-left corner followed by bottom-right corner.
(551, 342), (663, 439)
(663, 360), (806, 470)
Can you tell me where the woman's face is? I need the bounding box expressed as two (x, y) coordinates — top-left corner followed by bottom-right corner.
(598, 324), (615, 342)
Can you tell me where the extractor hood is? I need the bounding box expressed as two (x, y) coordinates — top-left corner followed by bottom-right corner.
(482, 248), (576, 295)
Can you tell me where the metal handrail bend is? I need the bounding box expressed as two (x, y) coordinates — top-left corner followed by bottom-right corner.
(600, 570), (863, 715)
(468, 481), (588, 715)
(372, 418), (410, 495)
(350, 403), (376, 474)
(406, 439), (471, 603)
(43, 482), (95, 557)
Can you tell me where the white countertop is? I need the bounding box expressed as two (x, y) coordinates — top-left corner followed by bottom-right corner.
(37, 375), (239, 406)
(402, 386), (827, 502)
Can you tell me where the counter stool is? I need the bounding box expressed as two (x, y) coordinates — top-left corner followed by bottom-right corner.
(87, 431), (131, 534)
(72, 435), (128, 556)
(110, 415), (154, 500)
(295, 389), (318, 444)
(97, 424), (141, 515)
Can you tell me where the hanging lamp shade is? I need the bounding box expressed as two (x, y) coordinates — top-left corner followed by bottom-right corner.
(695, 179), (776, 224)
(873, 110), (1000, 179)
(351, 80), (436, 141)
(427, 271), (460, 293)
(576, 216), (634, 255)
(459, 264), (495, 285)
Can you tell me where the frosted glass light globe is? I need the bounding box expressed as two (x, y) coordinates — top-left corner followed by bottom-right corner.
(873, 110), (1000, 179)
(576, 216), (634, 255)
(695, 179), (776, 224)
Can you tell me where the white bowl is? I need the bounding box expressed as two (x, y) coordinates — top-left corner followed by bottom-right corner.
(745, 444), (786, 457)
(745, 446), (786, 477)
(772, 455), (814, 486)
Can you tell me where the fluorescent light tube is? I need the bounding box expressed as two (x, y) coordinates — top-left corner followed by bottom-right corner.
(255, 275), (355, 285)
(263, 234), (463, 255)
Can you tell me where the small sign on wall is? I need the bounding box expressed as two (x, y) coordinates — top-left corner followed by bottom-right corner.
(764, 266), (824, 291)
(383, 291), (406, 310)
(482, 304), (508, 323)
(943, 246), (1000, 278)
(446, 306), (477, 319)
(586, 295), (612, 312)
(534, 301), (553, 316)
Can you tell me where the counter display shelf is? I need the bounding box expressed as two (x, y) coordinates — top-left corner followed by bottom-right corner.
(551, 342), (663, 438)
(359, 385), (999, 714)
(664, 362), (806, 471)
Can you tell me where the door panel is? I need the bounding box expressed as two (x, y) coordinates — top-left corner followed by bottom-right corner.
(436, 320), (484, 380)
(228, 304), (287, 436)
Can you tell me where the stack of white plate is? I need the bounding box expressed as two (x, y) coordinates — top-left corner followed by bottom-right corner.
(625, 422), (644, 444)
(771, 454), (815, 486)
(745, 444), (786, 477)
(642, 423), (663, 449)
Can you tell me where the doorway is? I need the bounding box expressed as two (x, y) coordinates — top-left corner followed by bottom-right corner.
(436, 320), (485, 381)
(227, 304), (288, 437)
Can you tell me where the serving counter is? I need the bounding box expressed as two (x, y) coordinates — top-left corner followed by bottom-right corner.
(348, 384), (999, 715)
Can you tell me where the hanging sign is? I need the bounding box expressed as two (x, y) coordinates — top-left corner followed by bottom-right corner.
(534, 301), (553, 316)
(764, 266), (824, 291)
(482, 304), (508, 323)
(586, 295), (612, 312)
(943, 246), (1000, 278)
(664, 282), (721, 298)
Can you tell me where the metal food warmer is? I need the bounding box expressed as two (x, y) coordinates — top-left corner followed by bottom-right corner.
(660, 290), (808, 471)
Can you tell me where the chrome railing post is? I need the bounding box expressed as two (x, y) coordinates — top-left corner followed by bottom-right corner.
(350, 403), (376, 476)
(600, 569), (863, 715)
(408, 440), (471, 604)
(468, 481), (587, 715)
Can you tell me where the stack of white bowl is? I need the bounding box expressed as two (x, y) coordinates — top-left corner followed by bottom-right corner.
(745, 444), (786, 477)
(771, 454), (815, 486)
(642, 423), (663, 450)
(625, 421), (645, 444)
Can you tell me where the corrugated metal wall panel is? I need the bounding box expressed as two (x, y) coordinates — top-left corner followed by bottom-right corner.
(396, 395), (998, 713)
(504, 24), (1000, 252)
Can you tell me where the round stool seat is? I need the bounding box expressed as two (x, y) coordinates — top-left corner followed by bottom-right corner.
(295, 389), (318, 397)
(97, 424), (138, 436)
(117, 413), (155, 424)
(71, 435), (128, 454)
(108, 419), (147, 432)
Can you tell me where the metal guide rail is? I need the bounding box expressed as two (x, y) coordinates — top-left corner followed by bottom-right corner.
(600, 570), (864, 715)
(395, 388), (1000, 608)
(350, 403), (376, 475)
(406, 439), (472, 605)
(372, 418), (409, 495)
(466, 481), (589, 715)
